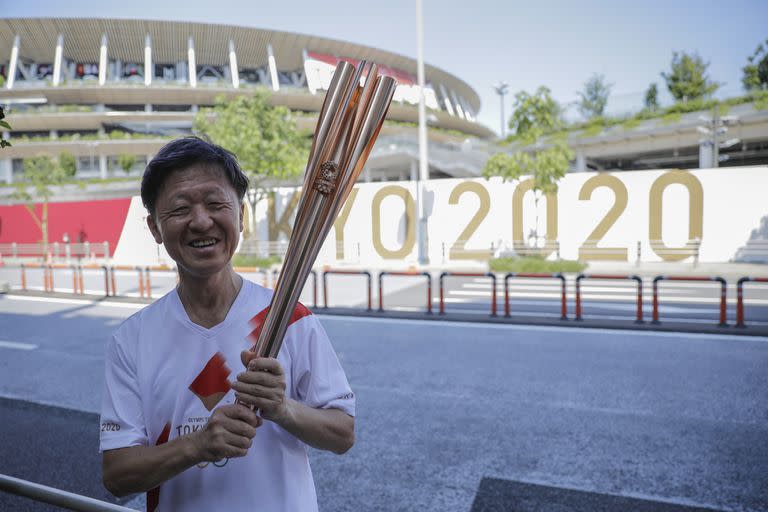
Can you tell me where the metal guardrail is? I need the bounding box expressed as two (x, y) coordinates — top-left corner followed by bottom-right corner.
(652, 275), (728, 326)
(439, 271), (497, 317)
(378, 271), (432, 314)
(504, 272), (566, 319)
(576, 274), (643, 323)
(0, 473), (134, 512)
(736, 277), (768, 327)
(323, 270), (373, 311)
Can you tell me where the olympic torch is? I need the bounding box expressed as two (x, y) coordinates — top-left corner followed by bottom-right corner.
(248, 60), (396, 359)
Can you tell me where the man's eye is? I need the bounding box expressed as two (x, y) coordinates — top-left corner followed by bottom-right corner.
(171, 207), (189, 215)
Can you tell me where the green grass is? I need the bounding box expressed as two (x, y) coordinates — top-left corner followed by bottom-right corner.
(489, 256), (586, 274)
(232, 254), (282, 268)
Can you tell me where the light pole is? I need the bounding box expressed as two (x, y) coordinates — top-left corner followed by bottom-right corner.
(493, 82), (509, 138)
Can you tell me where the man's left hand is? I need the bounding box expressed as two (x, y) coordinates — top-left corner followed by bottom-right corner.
(232, 352), (288, 424)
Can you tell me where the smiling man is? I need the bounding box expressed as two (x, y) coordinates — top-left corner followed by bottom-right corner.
(99, 137), (355, 512)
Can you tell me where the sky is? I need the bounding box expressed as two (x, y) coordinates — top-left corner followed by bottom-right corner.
(2, 0), (767, 135)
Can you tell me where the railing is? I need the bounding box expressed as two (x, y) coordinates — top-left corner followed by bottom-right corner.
(323, 270), (373, 311)
(378, 271), (432, 314)
(504, 272), (566, 319)
(575, 274), (643, 323)
(652, 275), (727, 326)
(0, 242), (110, 262)
(736, 277), (768, 328)
(0, 473), (134, 512)
(439, 272), (497, 316)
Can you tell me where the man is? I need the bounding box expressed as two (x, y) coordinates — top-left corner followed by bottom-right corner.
(100, 137), (355, 512)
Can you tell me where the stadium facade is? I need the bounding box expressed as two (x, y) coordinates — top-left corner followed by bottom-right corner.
(0, 17), (494, 187)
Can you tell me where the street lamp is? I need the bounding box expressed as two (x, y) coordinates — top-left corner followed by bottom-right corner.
(493, 82), (509, 138)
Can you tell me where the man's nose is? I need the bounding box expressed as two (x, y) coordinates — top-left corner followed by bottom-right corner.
(188, 204), (214, 230)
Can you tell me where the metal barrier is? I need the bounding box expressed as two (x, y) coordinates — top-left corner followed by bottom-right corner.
(0, 473), (133, 512)
(575, 274), (643, 323)
(144, 265), (179, 300)
(109, 266), (146, 297)
(736, 276), (768, 327)
(79, 264), (111, 296)
(378, 271), (432, 314)
(323, 270), (373, 311)
(20, 262), (53, 292)
(439, 272), (497, 316)
(504, 272), (566, 319)
(652, 275), (727, 326)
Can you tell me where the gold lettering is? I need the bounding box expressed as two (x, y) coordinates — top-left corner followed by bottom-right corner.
(371, 185), (416, 259)
(333, 188), (360, 260)
(512, 178), (558, 258)
(448, 181), (491, 260)
(648, 170), (704, 261)
(578, 174), (629, 261)
(267, 191), (300, 242)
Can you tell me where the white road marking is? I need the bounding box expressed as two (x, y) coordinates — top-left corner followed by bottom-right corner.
(1, 294), (146, 310)
(0, 340), (38, 350)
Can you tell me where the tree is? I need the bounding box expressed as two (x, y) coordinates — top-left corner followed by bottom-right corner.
(193, 90), (309, 237)
(487, 87), (573, 253)
(118, 153), (137, 175)
(507, 86), (563, 139)
(577, 74), (612, 119)
(12, 156), (68, 255)
(661, 51), (719, 102)
(59, 151), (77, 177)
(644, 83), (659, 111)
(0, 106), (11, 148)
(742, 39), (768, 91)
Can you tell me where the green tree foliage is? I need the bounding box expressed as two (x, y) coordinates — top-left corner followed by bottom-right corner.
(644, 83), (659, 111)
(507, 86), (563, 139)
(0, 106), (11, 148)
(486, 87), (573, 250)
(59, 151), (77, 177)
(742, 39), (768, 91)
(118, 153), (137, 174)
(577, 74), (612, 119)
(193, 91), (309, 235)
(13, 156), (69, 251)
(661, 51), (719, 102)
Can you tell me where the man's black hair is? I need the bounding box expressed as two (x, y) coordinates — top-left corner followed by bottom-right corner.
(141, 136), (249, 215)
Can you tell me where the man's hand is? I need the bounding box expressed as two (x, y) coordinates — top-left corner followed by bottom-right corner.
(190, 404), (262, 462)
(233, 352), (288, 424)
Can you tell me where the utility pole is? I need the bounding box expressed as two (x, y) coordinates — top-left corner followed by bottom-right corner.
(697, 108), (739, 168)
(416, 0), (429, 264)
(493, 82), (509, 138)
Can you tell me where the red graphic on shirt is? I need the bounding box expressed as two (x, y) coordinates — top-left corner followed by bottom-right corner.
(246, 302), (312, 346)
(189, 352), (231, 411)
(147, 422), (171, 512)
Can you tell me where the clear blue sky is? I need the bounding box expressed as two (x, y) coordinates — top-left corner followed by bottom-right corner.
(3, 0), (766, 134)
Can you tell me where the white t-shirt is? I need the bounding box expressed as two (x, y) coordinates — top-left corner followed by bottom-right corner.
(100, 279), (355, 512)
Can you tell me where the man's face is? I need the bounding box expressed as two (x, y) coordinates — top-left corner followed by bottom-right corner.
(147, 164), (244, 278)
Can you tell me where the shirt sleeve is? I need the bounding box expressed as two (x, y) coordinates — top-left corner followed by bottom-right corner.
(100, 332), (148, 451)
(290, 316), (355, 417)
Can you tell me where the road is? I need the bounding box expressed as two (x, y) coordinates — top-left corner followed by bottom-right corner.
(0, 292), (766, 511)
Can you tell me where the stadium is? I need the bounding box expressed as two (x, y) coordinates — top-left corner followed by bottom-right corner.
(0, 17), (494, 186)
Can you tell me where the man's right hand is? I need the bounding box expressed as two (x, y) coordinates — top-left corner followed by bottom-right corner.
(191, 404), (262, 462)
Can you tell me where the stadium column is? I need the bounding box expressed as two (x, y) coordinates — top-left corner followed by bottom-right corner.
(188, 37), (197, 88)
(268, 44), (279, 92)
(99, 34), (108, 86)
(144, 34), (153, 87)
(7, 35), (19, 89)
(439, 84), (455, 116)
(52, 34), (63, 87)
(0, 158), (11, 184)
(575, 151), (586, 172)
(229, 40), (239, 89)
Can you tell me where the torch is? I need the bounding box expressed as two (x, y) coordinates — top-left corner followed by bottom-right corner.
(248, 60), (396, 359)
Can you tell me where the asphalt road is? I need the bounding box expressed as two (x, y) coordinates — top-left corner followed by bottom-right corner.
(1, 292), (767, 511)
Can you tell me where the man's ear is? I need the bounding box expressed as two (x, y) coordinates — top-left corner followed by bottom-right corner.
(239, 201), (245, 233)
(146, 214), (163, 244)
